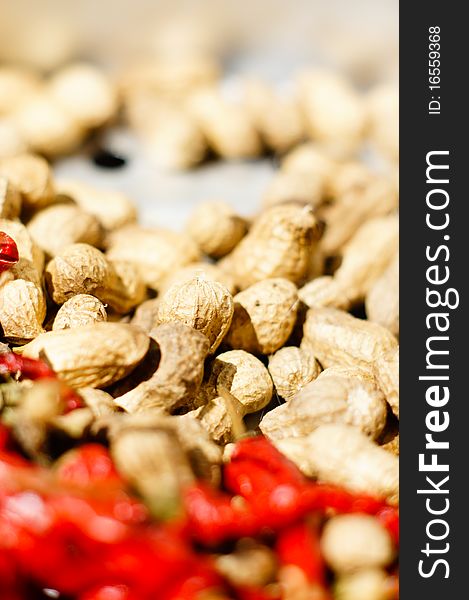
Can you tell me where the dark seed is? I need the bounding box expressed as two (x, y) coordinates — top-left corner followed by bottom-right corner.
(92, 148), (127, 169)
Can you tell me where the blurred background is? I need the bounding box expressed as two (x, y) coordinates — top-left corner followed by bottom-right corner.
(0, 0), (398, 227)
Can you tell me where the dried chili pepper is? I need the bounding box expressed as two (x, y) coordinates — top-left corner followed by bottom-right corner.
(0, 232), (19, 274)
(276, 521), (326, 585)
(55, 444), (122, 487)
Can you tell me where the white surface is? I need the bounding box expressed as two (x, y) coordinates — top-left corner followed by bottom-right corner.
(54, 128), (275, 230)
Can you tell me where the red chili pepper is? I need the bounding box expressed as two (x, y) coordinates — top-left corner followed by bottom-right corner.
(376, 505), (399, 545)
(184, 483), (260, 545)
(276, 521), (326, 585)
(229, 437), (306, 486)
(0, 232), (19, 274)
(234, 587), (281, 600)
(0, 352), (56, 381)
(79, 584), (138, 600)
(56, 444), (121, 487)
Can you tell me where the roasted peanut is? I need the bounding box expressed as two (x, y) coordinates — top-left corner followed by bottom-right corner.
(260, 365), (387, 440)
(158, 277), (234, 353)
(226, 278), (299, 355)
(45, 243), (145, 314)
(49, 63), (118, 129)
(187, 87), (261, 159)
(300, 215), (398, 310)
(275, 423), (399, 503)
(159, 262), (236, 296)
(52, 294), (107, 331)
(0, 153), (55, 210)
(244, 79), (305, 152)
(56, 179), (137, 231)
(126, 93), (206, 170)
(130, 297), (160, 335)
(303, 307), (398, 370)
(186, 201), (247, 259)
(320, 174), (398, 257)
(262, 170), (324, 209)
(110, 420), (193, 518)
(19, 322), (150, 388)
(0, 219), (46, 341)
(191, 394), (245, 445)
(321, 514), (395, 573)
(366, 252), (399, 336)
(215, 541), (277, 587)
(298, 69), (366, 158)
(27, 203), (103, 257)
(0, 117), (27, 159)
(105, 224), (200, 291)
(334, 568), (393, 600)
(374, 347), (399, 418)
(0, 67), (41, 116)
(268, 345), (320, 402)
(222, 204), (320, 289)
(12, 92), (84, 157)
(200, 349), (273, 416)
(281, 142), (337, 188)
(0, 176), (22, 219)
(115, 322), (210, 413)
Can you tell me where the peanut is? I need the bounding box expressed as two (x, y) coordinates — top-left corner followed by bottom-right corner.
(366, 252), (399, 336)
(334, 568), (393, 600)
(19, 322), (150, 388)
(303, 307), (398, 370)
(321, 514), (395, 573)
(299, 215), (398, 310)
(298, 69), (366, 158)
(268, 346), (320, 402)
(200, 349), (273, 416)
(215, 541), (277, 587)
(0, 67), (41, 116)
(191, 395), (245, 445)
(115, 322), (210, 413)
(0, 219), (46, 341)
(186, 201), (247, 259)
(243, 79), (305, 152)
(12, 92), (84, 157)
(110, 420), (193, 518)
(52, 294), (107, 331)
(0, 117), (27, 159)
(187, 87), (261, 159)
(49, 63), (118, 129)
(125, 93), (206, 170)
(226, 278), (299, 355)
(27, 203), (103, 257)
(56, 179), (137, 231)
(130, 297), (160, 335)
(158, 277), (234, 353)
(159, 262), (237, 296)
(45, 243), (145, 314)
(262, 170), (324, 210)
(105, 224), (200, 290)
(222, 204), (320, 289)
(320, 174), (398, 257)
(0, 153), (55, 210)
(0, 177), (22, 219)
(260, 365), (387, 441)
(275, 423), (399, 504)
(374, 347), (399, 418)
(281, 142), (337, 189)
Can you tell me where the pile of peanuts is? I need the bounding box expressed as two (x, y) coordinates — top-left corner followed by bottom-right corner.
(0, 54), (398, 599)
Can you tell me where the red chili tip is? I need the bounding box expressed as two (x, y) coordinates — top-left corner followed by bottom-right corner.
(0, 231), (19, 273)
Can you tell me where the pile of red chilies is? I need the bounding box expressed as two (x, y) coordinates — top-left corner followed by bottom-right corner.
(0, 233), (398, 600)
